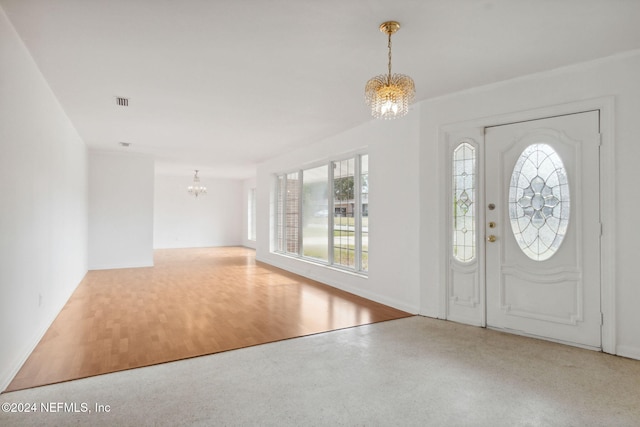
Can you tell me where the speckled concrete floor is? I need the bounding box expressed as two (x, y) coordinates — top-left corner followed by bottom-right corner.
(2, 316), (639, 426)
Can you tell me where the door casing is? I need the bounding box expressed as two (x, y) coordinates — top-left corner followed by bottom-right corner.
(439, 97), (616, 354)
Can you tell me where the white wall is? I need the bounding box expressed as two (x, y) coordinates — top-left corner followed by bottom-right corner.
(88, 151), (154, 269)
(418, 51), (640, 359)
(154, 174), (243, 249)
(0, 7), (88, 391)
(242, 177), (257, 249)
(256, 50), (640, 360)
(256, 109), (421, 313)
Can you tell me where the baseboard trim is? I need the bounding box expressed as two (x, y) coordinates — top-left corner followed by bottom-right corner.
(256, 255), (418, 314)
(88, 261), (154, 270)
(1, 320), (53, 393)
(1, 275), (85, 393)
(616, 345), (640, 361)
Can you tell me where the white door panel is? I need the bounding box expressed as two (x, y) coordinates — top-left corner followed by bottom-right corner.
(485, 111), (601, 348)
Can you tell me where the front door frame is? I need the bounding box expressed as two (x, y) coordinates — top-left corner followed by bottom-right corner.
(440, 97), (615, 354)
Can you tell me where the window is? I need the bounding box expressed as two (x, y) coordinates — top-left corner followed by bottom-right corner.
(248, 188), (256, 241)
(275, 175), (285, 252)
(284, 172), (300, 254)
(274, 154), (369, 274)
(360, 154), (369, 272)
(333, 158), (355, 268)
(275, 173), (300, 254)
(509, 143), (569, 261)
(302, 165), (329, 261)
(452, 143), (476, 263)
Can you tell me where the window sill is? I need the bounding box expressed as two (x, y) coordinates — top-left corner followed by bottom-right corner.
(271, 251), (368, 279)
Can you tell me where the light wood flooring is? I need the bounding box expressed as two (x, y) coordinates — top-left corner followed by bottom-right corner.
(6, 247), (411, 392)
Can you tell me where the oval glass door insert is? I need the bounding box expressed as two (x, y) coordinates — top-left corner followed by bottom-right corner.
(508, 143), (570, 261)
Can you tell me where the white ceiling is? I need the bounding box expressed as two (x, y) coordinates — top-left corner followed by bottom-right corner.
(2, 0), (640, 179)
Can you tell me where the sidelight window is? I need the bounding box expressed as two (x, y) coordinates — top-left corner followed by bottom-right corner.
(452, 142), (476, 263)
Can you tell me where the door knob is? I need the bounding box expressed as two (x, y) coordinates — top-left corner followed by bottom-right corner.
(489, 222), (496, 228)
(487, 235), (497, 243)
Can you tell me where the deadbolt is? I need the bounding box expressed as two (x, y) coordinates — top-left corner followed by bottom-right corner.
(488, 203), (496, 210)
(489, 222), (496, 228)
(487, 235), (497, 243)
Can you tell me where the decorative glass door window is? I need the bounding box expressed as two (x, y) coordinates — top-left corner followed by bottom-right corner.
(452, 142), (476, 263)
(508, 143), (570, 261)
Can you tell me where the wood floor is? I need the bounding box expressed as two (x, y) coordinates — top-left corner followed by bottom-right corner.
(7, 247), (411, 392)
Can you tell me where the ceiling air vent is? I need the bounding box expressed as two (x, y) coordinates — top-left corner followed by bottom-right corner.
(115, 97), (129, 106)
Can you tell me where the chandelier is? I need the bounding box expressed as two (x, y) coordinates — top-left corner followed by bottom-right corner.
(365, 21), (415, 119)
(187, 170), (207, 198)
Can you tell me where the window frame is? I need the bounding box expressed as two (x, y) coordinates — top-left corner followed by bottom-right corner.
(248, 187), (256, 242)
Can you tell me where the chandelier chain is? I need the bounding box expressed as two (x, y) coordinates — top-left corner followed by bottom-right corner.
(387, 32), (393, 84)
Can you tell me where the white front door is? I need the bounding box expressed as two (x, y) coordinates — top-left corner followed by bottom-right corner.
(484, 111), (601, 348)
